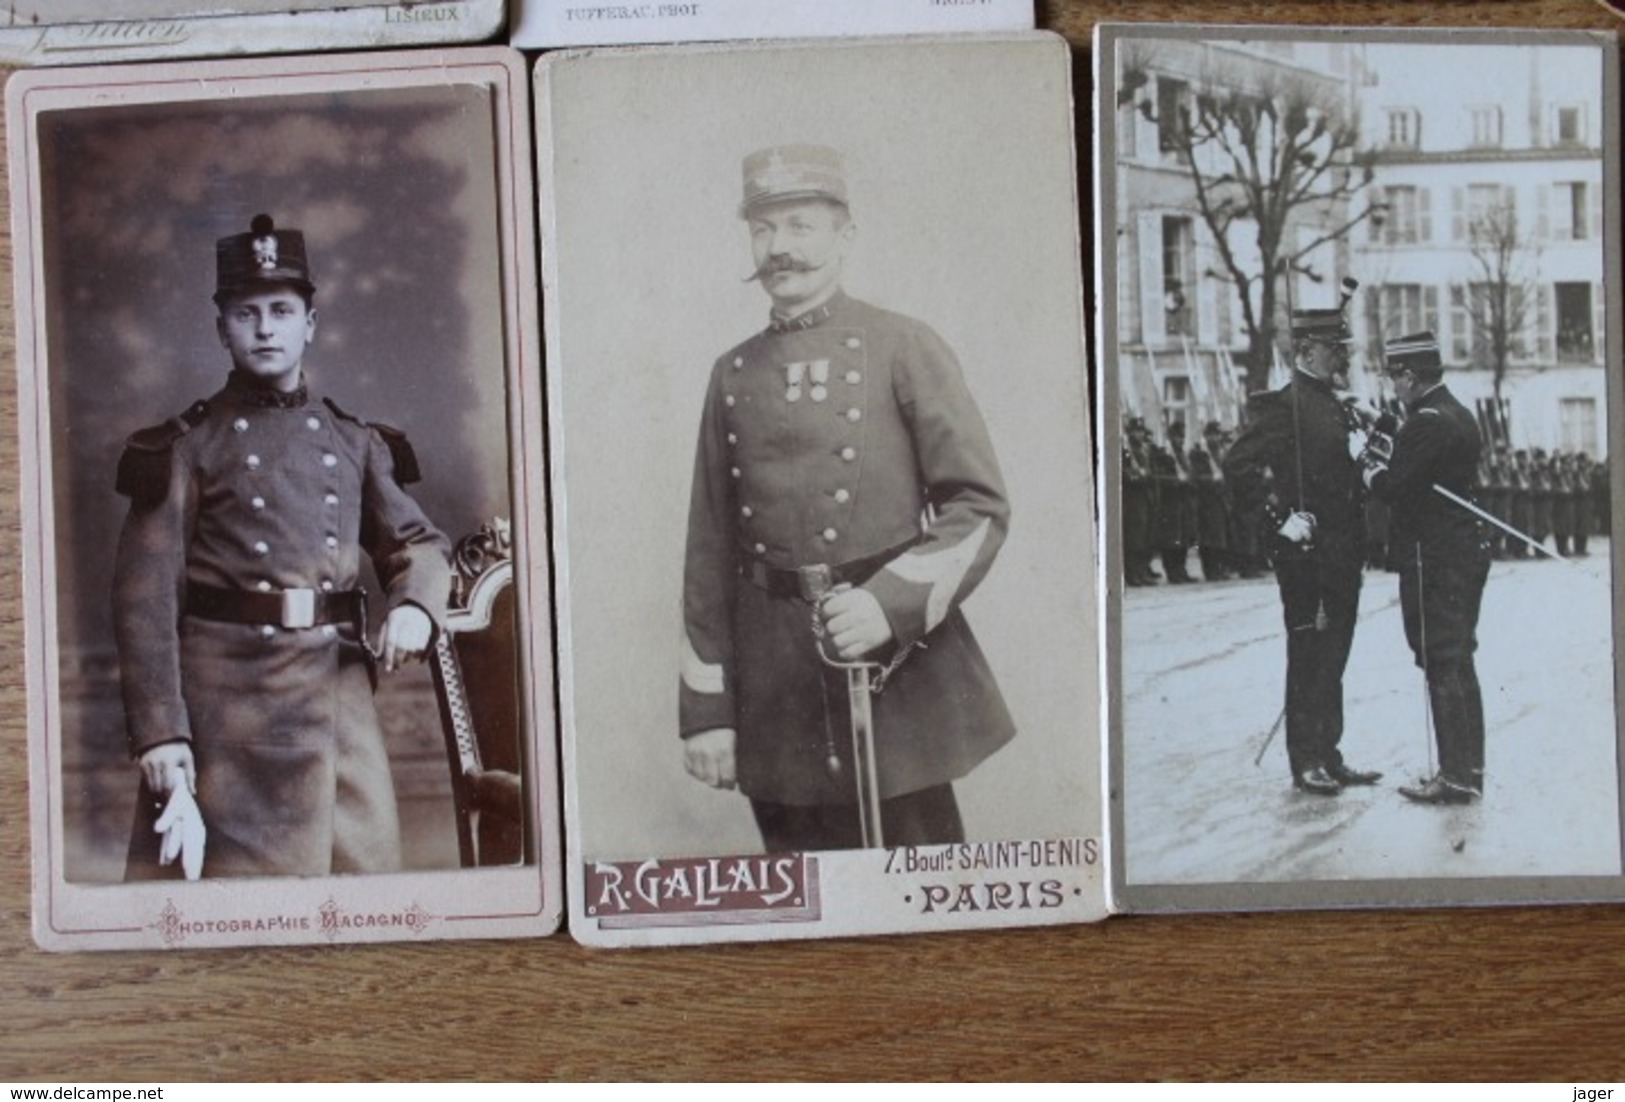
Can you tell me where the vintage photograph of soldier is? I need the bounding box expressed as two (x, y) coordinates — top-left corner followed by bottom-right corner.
(15, 54), (558, 948)
(1097, 26), (1624, 905)
(541, 36), (1105, 943)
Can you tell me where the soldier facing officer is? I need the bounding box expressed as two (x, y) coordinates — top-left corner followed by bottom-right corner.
(1358, 331), (1490, 804)
(114, 214), (452, 878)
(679, 144), (1015, 852)
(1223, 299), (1382, 796)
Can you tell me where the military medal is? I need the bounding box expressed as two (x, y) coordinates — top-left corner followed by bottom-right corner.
(809, 359), (829, 403)
(785, 361), (805, 403)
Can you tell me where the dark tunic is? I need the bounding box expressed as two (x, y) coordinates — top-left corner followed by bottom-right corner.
(1189, 444), (1230, 552)
(1121, 439), (1157, 578)
(680, 292), (1015, 807)
(114, 371), (451, 878)
(1366, 383), (1488, 786)
(1223, 370), (1365, 777)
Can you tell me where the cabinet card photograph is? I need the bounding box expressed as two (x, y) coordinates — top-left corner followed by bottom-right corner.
(539, 33), (1105, 947)
(0, 0), (502, 67)
(1095, 24), (1625, 912)
(12, 48), (560, 950)
(510, 0), (1032, 49)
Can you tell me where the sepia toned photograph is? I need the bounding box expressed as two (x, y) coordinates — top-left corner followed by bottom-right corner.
(539, 33), (1106, 947)
(12, 48), (560, 949)
(1096, 24), (1625, 911)
(0, 0), (502, 66)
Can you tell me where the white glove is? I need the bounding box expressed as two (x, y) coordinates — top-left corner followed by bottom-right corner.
(154, 784), (207, 880)
(1347, 428), (1369, 462)
(1278, 511), (1316, 544)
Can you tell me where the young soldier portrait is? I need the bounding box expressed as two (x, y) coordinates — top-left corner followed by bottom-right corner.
(115, 215), (452, 879)
(679, 145), (1015, 852)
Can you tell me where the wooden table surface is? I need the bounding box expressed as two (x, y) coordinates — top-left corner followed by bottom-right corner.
(6, 0), (1625, 1082)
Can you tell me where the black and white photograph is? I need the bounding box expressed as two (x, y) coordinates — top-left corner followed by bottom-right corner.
(12, 49), (560, 950)
(1096, 24), (1625, 910)
(539, 33), (1106, 947)
(0, 0), (502, 66)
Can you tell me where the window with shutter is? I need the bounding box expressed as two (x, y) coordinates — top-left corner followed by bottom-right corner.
(1137, 212), (1166, 347)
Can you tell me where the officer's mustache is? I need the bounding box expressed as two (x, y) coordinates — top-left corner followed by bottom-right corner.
(743, 255), (823, 283)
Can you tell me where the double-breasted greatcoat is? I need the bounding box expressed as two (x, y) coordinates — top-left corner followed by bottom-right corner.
(679, 292), (1015, 807)
(115, 370), (451, 878)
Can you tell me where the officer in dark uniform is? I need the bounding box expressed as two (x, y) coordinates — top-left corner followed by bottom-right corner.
(1359, 332), (1489, 804)
(114, 214), (451, 878)
(1122, 417), (1160, 586)
(1190, 420), (1231, 581)
(1573, 452), (1593, 557)
(1223, 304), (1381, 795)
(1552, 451), (1576, 558)
(1509, 449), (1533, 559)
(1531, 448), (1554, 554)
(680, 145), (1014, 852)
(1150, 423), (1195, 583)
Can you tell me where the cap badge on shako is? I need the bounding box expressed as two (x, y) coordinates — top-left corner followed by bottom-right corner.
(1383, 330), (1443, 374)
(740, 143), (848, 217)
(215, 213), (315, 301)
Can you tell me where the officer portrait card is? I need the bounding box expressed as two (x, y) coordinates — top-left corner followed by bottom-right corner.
(509, 0), (1033, 49)
(0, 0), (504, 67)
(1095, 23), (1625, 913)
(538, 33), (1106, 946)
(11, 48), (561, 950)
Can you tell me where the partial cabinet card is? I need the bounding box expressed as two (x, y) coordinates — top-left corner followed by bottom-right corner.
(538, 33), (1104, 947)
(511, 0), (1031, 49)
(0, 1), (503, 67)
(1094, 23), (1625, 913)
(11, 47), (561, 950)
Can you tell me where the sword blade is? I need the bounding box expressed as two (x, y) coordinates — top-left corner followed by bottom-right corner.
(847, 666), (885, 849)
(1430, 483), (1589, 571)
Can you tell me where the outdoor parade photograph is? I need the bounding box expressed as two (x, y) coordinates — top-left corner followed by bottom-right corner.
(1095, 25), (1625, 909)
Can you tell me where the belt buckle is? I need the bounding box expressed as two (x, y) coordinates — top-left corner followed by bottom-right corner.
(281, 588), (317, 629)
(797, 564), (833, 603)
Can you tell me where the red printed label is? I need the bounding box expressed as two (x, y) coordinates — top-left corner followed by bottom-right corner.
(584, 854), (821, 929)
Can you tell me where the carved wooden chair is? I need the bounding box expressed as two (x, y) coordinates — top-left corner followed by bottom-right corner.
(429, 518), (527, 867)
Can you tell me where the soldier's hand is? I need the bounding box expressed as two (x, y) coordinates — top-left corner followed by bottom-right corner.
(684, 727), (737, 790)
(820, 587), (894, 660)
(379, 604), (434, 672)
(154, 783), (207, 881)
(1277, 511), (1316, 545)
(139, 742), (196, 797)
(1347, 428), (1369, 462)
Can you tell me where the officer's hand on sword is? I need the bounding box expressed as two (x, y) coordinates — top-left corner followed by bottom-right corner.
(819, 586), (893, 661)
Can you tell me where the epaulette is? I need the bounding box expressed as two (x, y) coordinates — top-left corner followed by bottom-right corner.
(324, 397), (421, 485)
(1417, 408), (1441, 417)
(114, 400), (210, 504)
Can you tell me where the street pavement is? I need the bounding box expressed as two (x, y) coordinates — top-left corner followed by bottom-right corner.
(1120, 540), (1620, 886)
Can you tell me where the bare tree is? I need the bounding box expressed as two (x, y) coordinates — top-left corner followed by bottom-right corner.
(1122, 55), (1380, 393)
(1458, 196), (1539, 404)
